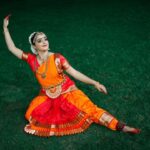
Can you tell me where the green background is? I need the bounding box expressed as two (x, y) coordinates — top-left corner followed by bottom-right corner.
(0, 0), (150, 150)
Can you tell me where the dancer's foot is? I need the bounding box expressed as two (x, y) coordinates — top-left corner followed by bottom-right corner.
(122, 125), (141, 134)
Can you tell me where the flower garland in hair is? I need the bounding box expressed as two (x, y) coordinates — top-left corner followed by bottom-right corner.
(28, 32), (38, 55)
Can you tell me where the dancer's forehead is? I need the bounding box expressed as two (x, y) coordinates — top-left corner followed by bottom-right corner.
(36, 33), (47, 40)
(35, 33), (47, 41)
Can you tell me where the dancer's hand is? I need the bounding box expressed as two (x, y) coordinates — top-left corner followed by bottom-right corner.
(94, 82), (107, 94)
(3, 14), (11, 28)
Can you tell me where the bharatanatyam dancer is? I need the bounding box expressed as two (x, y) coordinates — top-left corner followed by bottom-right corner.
(3, 15), (140, 137)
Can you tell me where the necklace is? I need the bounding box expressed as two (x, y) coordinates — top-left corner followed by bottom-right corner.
(34, 53), (50, 78)
(37, 52), (49, 64)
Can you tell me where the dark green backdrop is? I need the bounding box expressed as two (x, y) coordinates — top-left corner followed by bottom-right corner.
(0, 0), (150, 150)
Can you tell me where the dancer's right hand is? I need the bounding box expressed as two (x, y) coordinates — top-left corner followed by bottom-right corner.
(3, 14), (11, 28)
(94, 82), (108, 94)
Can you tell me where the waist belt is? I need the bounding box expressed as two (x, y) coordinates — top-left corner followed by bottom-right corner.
(41, 79), (77, 99)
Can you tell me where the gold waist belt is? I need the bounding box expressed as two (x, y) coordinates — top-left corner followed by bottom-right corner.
(41, 78), (77, 98)
(42, 77), (66, 90)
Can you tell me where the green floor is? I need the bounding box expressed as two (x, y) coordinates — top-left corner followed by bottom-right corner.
(0, 0), (150, 150)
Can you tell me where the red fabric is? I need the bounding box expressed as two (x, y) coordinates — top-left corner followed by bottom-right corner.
(59, 54), (67, 65)
(26, 53), (39, 72)
(26, 53), (75, 91)
(61, 75), (75, 91)
(26, 53), (68, 72)
(31, 95), (80, 125)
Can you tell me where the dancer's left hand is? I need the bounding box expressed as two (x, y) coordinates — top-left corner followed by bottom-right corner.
(94, 82), (107, 94)
(3, 14), (11, 28)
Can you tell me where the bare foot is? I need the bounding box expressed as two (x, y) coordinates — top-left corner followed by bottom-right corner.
(122, 125), (141, 134)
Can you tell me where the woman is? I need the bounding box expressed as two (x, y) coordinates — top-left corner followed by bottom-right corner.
(3, 15), (140, 137)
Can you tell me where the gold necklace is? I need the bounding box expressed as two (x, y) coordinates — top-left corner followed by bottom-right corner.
(34, 54), (49, 78)
(37, 54), (48, 64)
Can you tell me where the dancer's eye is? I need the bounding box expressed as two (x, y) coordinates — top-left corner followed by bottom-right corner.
(36, 36), (48, 43)
(37, 39), (42, 43)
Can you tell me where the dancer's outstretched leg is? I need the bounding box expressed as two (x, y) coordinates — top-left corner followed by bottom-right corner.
(98, 112), (140, 134)
(63, 90), (140, 134)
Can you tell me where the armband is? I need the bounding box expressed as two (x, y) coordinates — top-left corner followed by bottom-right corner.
(22, 52), (28, 61)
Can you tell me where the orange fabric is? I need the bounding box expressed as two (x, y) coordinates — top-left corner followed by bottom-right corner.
(108, 118), (118, 130)
(25, 91), (118, 131)
(62, 89), (106, 123)
(25, 114), (92, 137)
(35, 54), (64, 87)
(30, 113), (90, 132)
(25, 53), (118, 135)
(62, 90), (118, 130)
(25, 90), (105, 123)
(25, 96), (47, 120)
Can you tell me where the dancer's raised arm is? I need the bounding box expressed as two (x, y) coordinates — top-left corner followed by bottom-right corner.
(3, 15), (23, 59)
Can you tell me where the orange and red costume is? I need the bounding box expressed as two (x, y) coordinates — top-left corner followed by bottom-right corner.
(23, 53), (118, 137)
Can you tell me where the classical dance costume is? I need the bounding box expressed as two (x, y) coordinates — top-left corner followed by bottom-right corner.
(23, 53), (122, 137)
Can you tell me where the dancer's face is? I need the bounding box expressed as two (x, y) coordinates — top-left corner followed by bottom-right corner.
(34, 33), (49, 52)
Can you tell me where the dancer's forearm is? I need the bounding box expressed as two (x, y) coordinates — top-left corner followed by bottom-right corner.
(3, 27), (15, 50)
(3, 27), (23, 59)
(66, 66), (97, 85)
(3, 17), (23, 59)
(66, 66), (107, 94)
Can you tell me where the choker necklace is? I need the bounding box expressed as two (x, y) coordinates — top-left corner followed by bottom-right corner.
(37, 53), (49, 64)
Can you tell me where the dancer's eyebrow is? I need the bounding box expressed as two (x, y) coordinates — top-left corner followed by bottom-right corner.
(37, 36), (47, 40)
(36, 36), (47, 40)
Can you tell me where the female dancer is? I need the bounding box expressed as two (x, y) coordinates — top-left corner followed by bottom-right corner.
(3, 15), (140, 137)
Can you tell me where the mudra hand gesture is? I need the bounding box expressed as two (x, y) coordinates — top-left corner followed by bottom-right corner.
(94, 82), (107, 94)
(3, 14), (11, 28)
